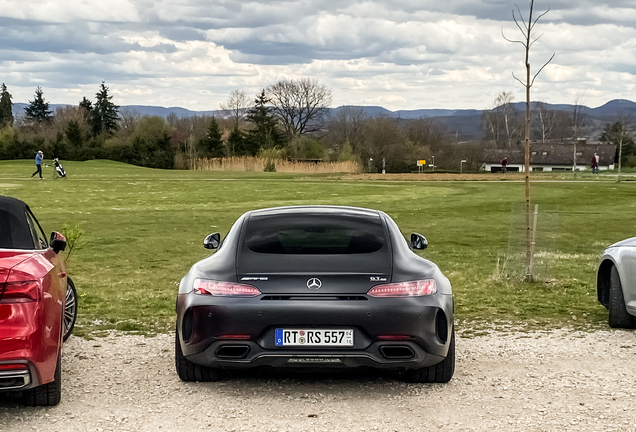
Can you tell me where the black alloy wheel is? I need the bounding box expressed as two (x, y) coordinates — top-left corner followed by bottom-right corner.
(175, 329), (221, 382)
(405, 328), (455, 383)
(63, 277), (77, 341)
(609, 266), (635, 329)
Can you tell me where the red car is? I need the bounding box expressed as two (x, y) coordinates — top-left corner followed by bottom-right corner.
(0, 196), (77, 406)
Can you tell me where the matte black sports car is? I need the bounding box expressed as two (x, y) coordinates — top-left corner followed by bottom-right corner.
(175, 206), (454, 383)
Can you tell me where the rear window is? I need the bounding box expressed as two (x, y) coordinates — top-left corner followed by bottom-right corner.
(0, 209), (36, 249)
(244, 215), (385, 254)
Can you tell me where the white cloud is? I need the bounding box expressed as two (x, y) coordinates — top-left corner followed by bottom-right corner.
(0, 0), (140, 23)
(1, 0), (636, 110)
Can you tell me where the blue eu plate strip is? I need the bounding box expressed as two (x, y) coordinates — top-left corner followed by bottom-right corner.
(275, 328), (283, 346)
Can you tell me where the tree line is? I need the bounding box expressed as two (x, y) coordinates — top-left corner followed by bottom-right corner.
(481, 91), (636, 168)
(0, 78), (451, 171)
(1, 81), (634, 172)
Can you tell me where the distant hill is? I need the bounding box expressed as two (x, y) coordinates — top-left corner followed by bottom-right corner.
(120, 105), (221, 118)
(12, 103), (223, 118)
(589, 99), (636, 117)
(12, 99), (635, 141)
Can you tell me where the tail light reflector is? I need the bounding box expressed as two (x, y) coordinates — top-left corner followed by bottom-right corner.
(193, 279), (261, 297)
(367, 279), (436, 297)
(0, 364), (28, 371)
(0, 281), (41, 303)
(216, 335), (251, 340)
(377, 335), (413, 341)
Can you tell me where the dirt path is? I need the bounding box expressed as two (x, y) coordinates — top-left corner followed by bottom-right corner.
(1, 329), (635, 432)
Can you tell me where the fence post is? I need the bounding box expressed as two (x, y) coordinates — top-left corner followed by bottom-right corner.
(528, 204), (539, 279)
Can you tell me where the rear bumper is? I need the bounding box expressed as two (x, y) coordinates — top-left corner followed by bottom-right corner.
(0, 363), (33, 390)
(0, 302), (58, 390)
(177, 292), (454, 370)
(187, 340), (445, 370)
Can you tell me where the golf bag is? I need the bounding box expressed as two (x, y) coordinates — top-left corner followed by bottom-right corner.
(53, 158), (67, 178)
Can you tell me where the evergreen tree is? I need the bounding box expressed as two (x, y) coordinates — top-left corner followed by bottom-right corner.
(65, 120), (83, 148)
(91, 82), (119, 136)
(0, 83), (13, 127)
(79, 97), (93, 116)
(199, 117), (224, 157)
(227, 125), (247, 156)
(24, 87), (52, 123)
(246, 89), (285, 153)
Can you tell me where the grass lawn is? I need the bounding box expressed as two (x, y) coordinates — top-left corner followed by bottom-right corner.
(1, 159), (635, 337)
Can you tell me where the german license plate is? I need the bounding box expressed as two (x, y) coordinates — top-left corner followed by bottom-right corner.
(275, 329), (354, 347)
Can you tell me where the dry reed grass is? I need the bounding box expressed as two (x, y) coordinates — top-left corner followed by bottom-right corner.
(191, 157), (362, 174)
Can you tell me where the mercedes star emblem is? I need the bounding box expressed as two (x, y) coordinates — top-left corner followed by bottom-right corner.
(307, 278), (322, 290)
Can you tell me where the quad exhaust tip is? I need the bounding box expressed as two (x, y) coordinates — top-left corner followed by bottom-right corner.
(0, 370), (31, 390)
(378, 345), (415, 359)
(215, 345), (251, 359)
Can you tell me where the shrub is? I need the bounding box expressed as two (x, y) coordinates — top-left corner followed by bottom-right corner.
(263, 159), (276, 172)
(61, 223), (86, 264)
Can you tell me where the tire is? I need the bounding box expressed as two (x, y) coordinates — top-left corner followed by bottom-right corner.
(175, 329), (220, 382)
(63, 277), (78, 341)
(406, 328), (455, 383)
(609, 266), (635, 329)
(23, 352), (62, 406)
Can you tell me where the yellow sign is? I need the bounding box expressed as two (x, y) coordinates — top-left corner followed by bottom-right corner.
(418, 159), (426, 166)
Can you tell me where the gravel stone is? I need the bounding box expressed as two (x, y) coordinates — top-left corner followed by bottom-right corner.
(1, 329), (635, 431)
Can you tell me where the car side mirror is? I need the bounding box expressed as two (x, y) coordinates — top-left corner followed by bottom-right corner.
(203, 232), (221, 250)
(410, 233), (428, 250)
(50, 231), (67, 254)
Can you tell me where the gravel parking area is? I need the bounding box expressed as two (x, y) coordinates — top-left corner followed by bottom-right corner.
(1, 329), (635, 432)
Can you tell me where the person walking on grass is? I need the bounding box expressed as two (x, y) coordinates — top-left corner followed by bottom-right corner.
(31, 150), (44, 179)
(591, 152), (599, 174)
(501, 156), (508, 174)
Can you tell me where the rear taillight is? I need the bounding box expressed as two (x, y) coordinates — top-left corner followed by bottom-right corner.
(367, 279), (436, 297)
(0, 281), (41, 303)
(193, 279), (261, 297)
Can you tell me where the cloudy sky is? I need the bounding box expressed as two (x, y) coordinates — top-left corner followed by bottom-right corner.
(1, 0), (635, 111)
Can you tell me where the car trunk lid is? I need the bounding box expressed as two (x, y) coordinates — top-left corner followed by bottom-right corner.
(237, 272), (392, 295)
(0, 250), (34, 301)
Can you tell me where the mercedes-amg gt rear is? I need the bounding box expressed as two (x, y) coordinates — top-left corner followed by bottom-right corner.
(175, 206), (454, 383)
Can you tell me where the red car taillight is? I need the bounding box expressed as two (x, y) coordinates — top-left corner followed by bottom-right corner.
(193, 279), (261, 297)
(367, 279), (437, 297)
(0, 281), (42, 303)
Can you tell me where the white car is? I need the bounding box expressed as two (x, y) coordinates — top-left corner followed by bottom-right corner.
(597, 237), (636, 328)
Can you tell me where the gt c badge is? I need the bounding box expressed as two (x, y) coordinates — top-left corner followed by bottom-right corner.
(307, 278), (322, 290)
(370, 276), (387, 282)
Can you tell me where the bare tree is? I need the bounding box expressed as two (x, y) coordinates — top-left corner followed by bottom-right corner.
(571, 92), (590, 170)
(532, 101), (557, 143)
(552, 110), (573, 142)
(481, 106), (502, 148)
(405, 117), (449, 152)
(118, 108), (143, 138)
(51, 106), (92, 138)
(503, 0), (554, 280)
(266, 78), (332, 137)
(325, 106), (367, 153)
(220, 90), (250, 127)
(603, 111), (634, 176)
(482, 91), (521, 148)
(571, 92), (590, 140)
